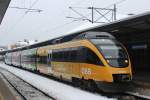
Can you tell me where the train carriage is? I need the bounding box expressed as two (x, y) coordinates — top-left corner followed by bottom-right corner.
(36, 32), (132, 91)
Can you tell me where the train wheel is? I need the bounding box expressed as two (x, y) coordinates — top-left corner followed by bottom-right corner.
(86, 80), (97, 92)
(72, 77), (80, 87)
(80, 79), (97, 92)
(80, 79), (87, 90)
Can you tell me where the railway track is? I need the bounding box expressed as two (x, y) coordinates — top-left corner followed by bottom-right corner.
(112, 93), (149, 100)
(125, 92), (150, 100)
(0, 68), (55, 100)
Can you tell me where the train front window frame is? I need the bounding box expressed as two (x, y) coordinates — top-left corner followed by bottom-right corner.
(90, 38), (129, 68)
(97, 44), (128, 59)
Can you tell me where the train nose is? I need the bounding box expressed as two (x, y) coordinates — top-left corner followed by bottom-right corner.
(112, 74), (131, 82)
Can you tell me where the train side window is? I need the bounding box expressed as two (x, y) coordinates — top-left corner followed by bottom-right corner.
(52, 50), (57, 61)
(56, 51), (60, 61)
(76, 47), (86, 62)
(48, 50), (52, 66)
(38, 55), (47, 64)
(60, 50), (65, 61)
(86, 48), (104, 66)
(70, 48), (77, 62)
(54, 50), (58, 61)
(62, 48), (68, 62)
(52, 49), (63, 61)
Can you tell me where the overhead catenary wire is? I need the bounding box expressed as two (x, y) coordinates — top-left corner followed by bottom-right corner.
(41, 19), (82, 34)
(26, 0), (90, 35)
(25, 0), (39, 13)
(28, 11), (92, 36)
(67, 0), (128, 23)
(105, 0), (127, 8)
(26, 0), (97, 36)
(27, 1), (95, 35)
(50, 0), (128, 33)
(8, 0), (40, 32)
(72, 0), (90, 6)
(13, 0), (128, 39)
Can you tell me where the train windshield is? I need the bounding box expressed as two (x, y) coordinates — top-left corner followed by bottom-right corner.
(91, 39), (129, 67)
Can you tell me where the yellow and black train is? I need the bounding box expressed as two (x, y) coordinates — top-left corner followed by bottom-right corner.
(5, 31), (132, 92)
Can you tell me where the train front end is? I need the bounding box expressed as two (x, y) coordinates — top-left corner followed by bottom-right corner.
(89, 35), (132, 92)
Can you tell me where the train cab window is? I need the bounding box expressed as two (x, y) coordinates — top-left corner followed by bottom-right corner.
(90, 38), (129, 67)
(98, 45), (129, 67)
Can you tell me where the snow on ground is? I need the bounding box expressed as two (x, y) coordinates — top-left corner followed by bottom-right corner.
(0, 63), (115, 100)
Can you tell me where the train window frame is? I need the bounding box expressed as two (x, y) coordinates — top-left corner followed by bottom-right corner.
(90, 39), (129, 68)
(69, 48), (78, 62)
(85, 47), (104, 66)
(51, 46), (104, 66)
(48, 50), (52, 66)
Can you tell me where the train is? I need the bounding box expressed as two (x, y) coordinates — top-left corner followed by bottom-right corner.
(5, 31), (132, 92)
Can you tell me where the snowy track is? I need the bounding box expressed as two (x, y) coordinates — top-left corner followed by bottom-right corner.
(0, 63), (113, 100)
(0, 68), (54, 100)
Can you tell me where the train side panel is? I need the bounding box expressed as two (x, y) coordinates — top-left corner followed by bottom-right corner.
(5, 53), (12, 65)
(36, 48), (50, 74)
(11, 51), (21, 67)
(21, 48), (37, 70)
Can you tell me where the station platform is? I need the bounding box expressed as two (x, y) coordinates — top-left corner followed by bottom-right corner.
(124, 70), (150, 99)
(132, 69), (150, 87)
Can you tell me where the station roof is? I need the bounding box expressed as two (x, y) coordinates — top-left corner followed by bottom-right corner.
(66, 11), (150, 37)
(23, 11), (150, 49)
(91, 12), (150, 35)
(0, 0), (11, 24)
(62, 11), (150, 44)
(1, 11), (150, 55)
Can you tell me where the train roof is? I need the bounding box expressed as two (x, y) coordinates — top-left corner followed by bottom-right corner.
(73, 31), (115, 40)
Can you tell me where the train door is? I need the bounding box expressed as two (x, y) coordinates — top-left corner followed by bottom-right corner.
(47, 50), (52, 74)
(47, 50), (52, 66)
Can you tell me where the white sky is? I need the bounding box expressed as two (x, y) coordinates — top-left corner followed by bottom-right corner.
(0, 0), (150, 46)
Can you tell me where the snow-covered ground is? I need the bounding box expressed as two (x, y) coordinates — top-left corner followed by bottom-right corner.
(0, 63), (114, 100)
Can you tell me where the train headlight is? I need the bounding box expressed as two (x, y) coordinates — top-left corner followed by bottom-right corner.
(106, 60), (110, 63)
(125, 60), (128, 63)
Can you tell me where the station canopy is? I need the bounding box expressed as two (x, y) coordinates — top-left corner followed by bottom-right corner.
(1, 10), (150, 55)
(29, 11), (150, 49)
(0, 0), (11, 24)
(66, 11), (150, 43)
(87, 12), (150, 34)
